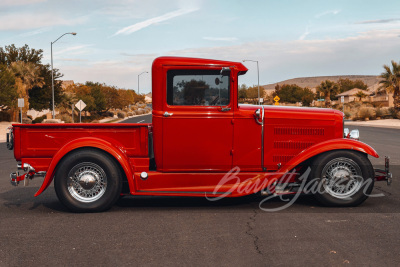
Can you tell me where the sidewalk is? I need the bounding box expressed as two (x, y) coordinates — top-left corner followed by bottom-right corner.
(345, 119), (400, 129)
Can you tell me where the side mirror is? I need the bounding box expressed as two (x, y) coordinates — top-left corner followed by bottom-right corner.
(220, 67), (230, 76)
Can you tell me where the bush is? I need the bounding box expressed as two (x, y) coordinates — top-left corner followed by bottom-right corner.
(117, 111), (126, 119)
(32, 115), (47, 124)
(22, 117), (32, 124)
(388, 107), (398, 119)
(0, 111), (12, 122)
(358, 107), (376, 120)
(61, 114), (72, 123)
(344, 111), (351, 119)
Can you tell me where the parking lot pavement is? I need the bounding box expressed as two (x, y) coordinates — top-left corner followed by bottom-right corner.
(0, 126), (399, 266)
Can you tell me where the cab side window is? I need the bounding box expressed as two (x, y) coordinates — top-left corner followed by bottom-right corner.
(167, 69), (230, 106)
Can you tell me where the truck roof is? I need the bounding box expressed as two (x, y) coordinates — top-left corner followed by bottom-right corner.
(152, 56), (248, 72)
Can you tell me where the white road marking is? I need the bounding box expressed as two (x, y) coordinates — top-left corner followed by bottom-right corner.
(137, 120), (145, 123)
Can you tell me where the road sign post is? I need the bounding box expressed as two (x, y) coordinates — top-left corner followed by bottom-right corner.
(75, 100), (86, 123)
(18, 98), (24, 123)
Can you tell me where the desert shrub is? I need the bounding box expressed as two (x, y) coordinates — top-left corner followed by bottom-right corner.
(358, 107), (376, 120)
(117, 111), (126, 118)
(32, 115), (47, 124)
(22, 117), (32, 124)
(388, 108), (398, 119)
(344, 111), (351, 119)
(61, 114), (72, 123)
(43, 119), (60, 123)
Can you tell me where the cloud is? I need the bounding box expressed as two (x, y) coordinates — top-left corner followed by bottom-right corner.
(0, 0), (46, 6)
(315, 9), (341, 19)
(299, 27), (310, 40)
(113, 7), (199, 36)
(0, 13), (87, 30)
(54, 45), (94, 56)
(355, 18), (400, 24)
(203, 37), (238, 42)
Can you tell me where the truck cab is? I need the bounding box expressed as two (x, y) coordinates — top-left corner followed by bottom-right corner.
(7, 56), (391, 212)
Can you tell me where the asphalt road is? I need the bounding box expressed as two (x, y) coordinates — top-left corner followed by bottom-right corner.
(0, 123), (399, 266)
(120, 114), (152, 123)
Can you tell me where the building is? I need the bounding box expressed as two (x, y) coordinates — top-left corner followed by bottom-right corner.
(336, 88), (372, 103)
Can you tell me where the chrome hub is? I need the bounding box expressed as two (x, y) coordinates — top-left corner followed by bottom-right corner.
(322, 157), (363, 199)
(67, 162), (107, 203)
(78, 172), (97, 190)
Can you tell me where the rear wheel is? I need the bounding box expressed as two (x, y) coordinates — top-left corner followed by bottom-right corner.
(310, 150), (374, 207)
(54, 149), (122, 212)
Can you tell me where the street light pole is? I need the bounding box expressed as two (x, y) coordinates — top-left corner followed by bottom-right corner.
(138, 71), (148, 95)
(51, 32), (77, 119)
(243, 59), (260, 105)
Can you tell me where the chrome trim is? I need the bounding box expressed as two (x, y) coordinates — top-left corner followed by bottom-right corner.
(137, 190), (231, 195)
(17, 163), (35, 173)
(163, 111), (173, 117)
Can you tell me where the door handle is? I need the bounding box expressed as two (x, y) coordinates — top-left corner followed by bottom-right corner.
(220, 107), (231, 112)
(163, 111), (173, 117)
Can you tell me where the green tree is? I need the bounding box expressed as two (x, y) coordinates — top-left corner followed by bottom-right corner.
(0, 64), (17, 108)
(355, 90), (368, 101)
(316, 80), (339, 108)
(379, 60), (400, 111)
(29, 64), (63, 110)
(85, 82), (107, 112)
(337, 78), (368, 93)
(274, 84), (315, 106)
(0, 44), (43, 66)
(246, 85), (263, 99)
(238, 84), (247, 99)
(301, 87), (315, 107)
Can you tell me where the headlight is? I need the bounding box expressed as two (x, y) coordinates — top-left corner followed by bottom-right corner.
(344, 128), (359, 140)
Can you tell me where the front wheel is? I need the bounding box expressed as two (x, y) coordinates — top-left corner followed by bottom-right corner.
(310, 150), (374, 207)
(54, 149), (122, 212)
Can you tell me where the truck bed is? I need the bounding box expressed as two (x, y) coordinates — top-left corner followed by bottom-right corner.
(12, 123), (150, 171)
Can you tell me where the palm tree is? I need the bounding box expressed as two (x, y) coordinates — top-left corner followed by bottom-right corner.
(355, 90), (367, 102)
(316, 80), (339, 108)
(379, 60), (400, 111)
(10, 61), (44, 111)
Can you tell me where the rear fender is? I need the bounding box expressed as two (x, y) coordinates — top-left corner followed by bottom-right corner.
(34, 137), (135, 196)
(278, 138), (379, 174)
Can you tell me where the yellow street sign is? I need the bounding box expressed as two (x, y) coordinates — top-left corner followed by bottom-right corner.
(274, 95), (280, 105)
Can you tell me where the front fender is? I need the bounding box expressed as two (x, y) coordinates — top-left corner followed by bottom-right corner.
(34, 137), (135, 197)
(279, 138), (379, 173)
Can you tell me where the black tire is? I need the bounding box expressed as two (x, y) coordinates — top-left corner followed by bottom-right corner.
(310, 150), (374, 207)
(54, 149), (122, 212)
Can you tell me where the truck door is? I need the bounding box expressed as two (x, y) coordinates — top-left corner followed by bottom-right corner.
(161, 67), (233, 172)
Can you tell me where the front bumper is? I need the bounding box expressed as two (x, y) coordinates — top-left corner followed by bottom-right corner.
(375, 156), (392, 185)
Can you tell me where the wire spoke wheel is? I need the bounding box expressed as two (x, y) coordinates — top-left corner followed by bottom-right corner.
(321, 157), (363, 199)
(67, 162), (108, 203)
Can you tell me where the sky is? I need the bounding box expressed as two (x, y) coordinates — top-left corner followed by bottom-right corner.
(1, 0), (400, 94)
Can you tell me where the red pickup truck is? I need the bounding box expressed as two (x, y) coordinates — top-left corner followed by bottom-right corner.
(7, 57), (392, 212)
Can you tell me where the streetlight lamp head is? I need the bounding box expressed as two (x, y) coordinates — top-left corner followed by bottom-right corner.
(71, 32), (77, 35)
